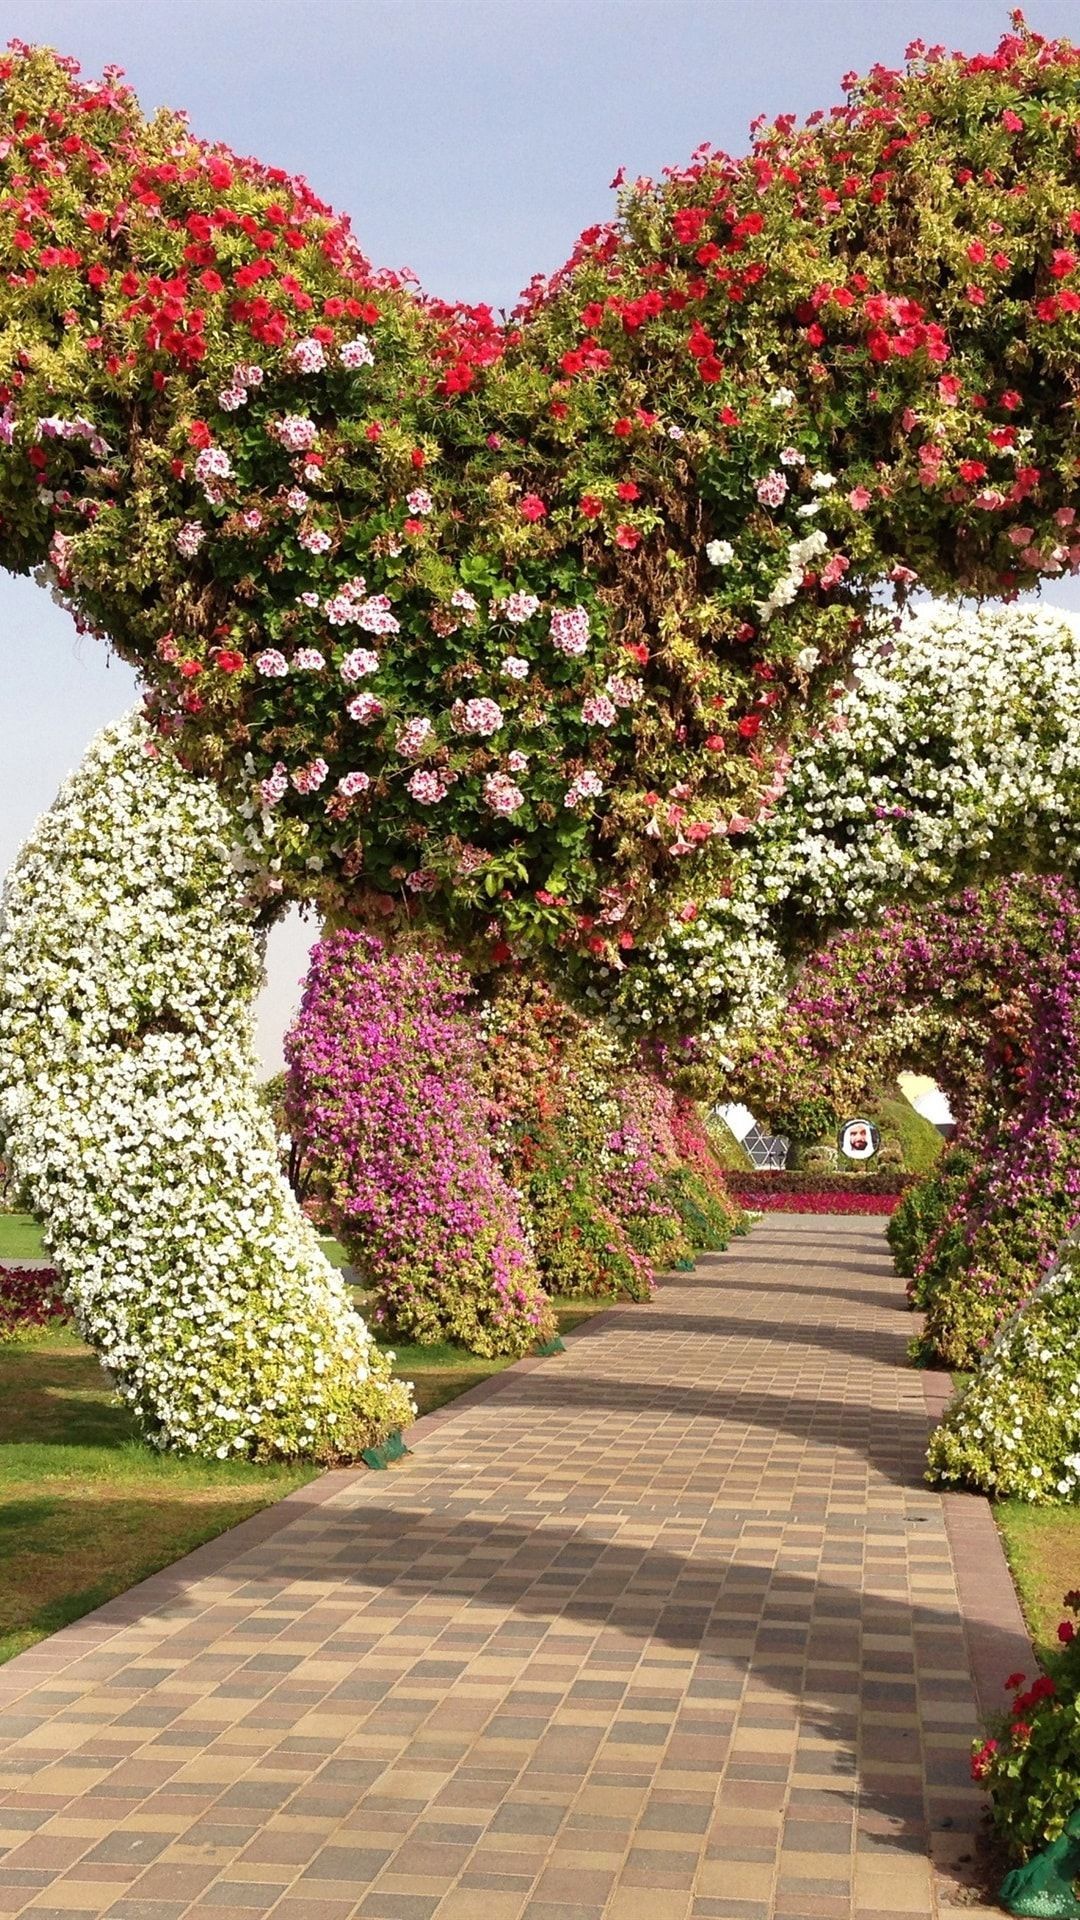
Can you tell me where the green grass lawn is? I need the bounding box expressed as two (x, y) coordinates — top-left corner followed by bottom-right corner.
(0, 1213), (44, 1261)
(943, 1373), (1079, 1665)
(994, 1502), (1080, 1664)
(944, 1372), (1080, 1665)
(0, 1212), (352, 1270)
(318, 1235), (351, 1267)
(0, 1290), (607, 1664)
(0, 1329), (317, 1665)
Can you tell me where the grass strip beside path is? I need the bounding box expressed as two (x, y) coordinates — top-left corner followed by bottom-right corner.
(0, 1298), (607, 1664)
(0, 1211), (351, 1270)
(994, 1501), (1080, 1665)
(0, 1214), (44, 1261)
(0, 1330), (316, 1665)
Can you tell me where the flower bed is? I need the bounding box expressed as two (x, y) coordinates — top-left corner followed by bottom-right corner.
(974, 1592), (1080, 1874)
(0, 1265), (66, 1341)
(728, 1183), (902, 1216)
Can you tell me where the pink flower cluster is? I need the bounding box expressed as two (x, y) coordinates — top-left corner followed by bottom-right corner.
(550, 605), (590, 655)
(285, 932), (554, 1355)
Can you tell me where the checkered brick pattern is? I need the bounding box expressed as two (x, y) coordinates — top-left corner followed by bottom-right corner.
(0, 1216), (1022, 1917)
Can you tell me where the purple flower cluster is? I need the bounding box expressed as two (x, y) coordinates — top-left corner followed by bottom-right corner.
(734, 874), (1080, 1367)
(913, 930), (1080, 1364)
(285, 932), (555, 1356)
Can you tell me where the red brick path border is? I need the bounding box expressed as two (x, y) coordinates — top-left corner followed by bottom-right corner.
(922, 1372), (1032, 1721)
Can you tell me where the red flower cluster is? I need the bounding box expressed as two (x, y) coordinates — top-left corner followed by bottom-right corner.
(729, 1187), (901, 1215)
(0, 1264), (67, 1339)
(7, 25), (1080, 1008)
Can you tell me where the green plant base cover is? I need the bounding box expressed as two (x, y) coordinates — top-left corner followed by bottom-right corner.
(674, 1258), (696, 1272)
(1001, 1809), (1080, 1918)
(535, 1336), (566, 1356)
(360, 1430), (409, 1471)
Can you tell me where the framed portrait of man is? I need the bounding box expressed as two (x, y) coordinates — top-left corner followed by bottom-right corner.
(839, 1118), (879, 1161)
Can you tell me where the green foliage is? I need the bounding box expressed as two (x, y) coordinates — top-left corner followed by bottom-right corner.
(874, 1091), (946, 1175)
(801, 1144), (841, 1172)
(664, 1166), (746, 1249)
(704, 1113), (754, 1171)
(768, 1096), (839, 1144)
(888, 1147), (972, 1281)
(525, 1161), (654, 1301)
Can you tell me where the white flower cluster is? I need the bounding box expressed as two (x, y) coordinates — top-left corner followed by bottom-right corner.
(928, 1243), (1080, 1502)
(754, 528), (828, 625)
(752, 602), (1080, 928)
(619, 603), (1080, 1039)
(0, 713), (413, 1460)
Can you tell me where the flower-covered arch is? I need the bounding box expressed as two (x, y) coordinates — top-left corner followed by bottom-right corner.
(6, 25), (1080, 1001)
(10, 25), (1080, 1455)
(627, 603), (1080, 1039)
(0, 712), (413, 1459)
(728, 875), (1080, 1373)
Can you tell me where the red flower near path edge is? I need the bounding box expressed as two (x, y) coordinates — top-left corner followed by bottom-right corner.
(737, 1190), (900, 1215)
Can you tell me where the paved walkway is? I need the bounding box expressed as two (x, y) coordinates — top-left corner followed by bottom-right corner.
(0, 1216), (1026, 1920)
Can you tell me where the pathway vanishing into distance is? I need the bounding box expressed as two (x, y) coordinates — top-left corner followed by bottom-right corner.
(0, 1216), (1029, 1920)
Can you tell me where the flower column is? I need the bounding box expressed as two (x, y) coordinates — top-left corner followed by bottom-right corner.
(0, 712), (413, 1460)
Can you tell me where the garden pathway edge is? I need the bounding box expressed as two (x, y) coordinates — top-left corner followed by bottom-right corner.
(0, 1214), (1028, 1920)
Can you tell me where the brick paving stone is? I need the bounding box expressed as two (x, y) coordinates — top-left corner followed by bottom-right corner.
(0, 1216), (1028, 1916)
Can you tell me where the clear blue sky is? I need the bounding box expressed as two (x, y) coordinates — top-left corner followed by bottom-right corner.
(4, 0), (1080, 1062)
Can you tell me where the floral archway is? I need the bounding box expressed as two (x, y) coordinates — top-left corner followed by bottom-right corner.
(7, 24), (1080, 1457)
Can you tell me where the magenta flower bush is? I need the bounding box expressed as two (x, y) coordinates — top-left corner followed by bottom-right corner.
(726, 870), (1080, 1497)
(287, 950), (744, 1338)
(601, 1074), (696, 1273)
(285, 932), (555, 1355)
(730, 875), (1080, 1367)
